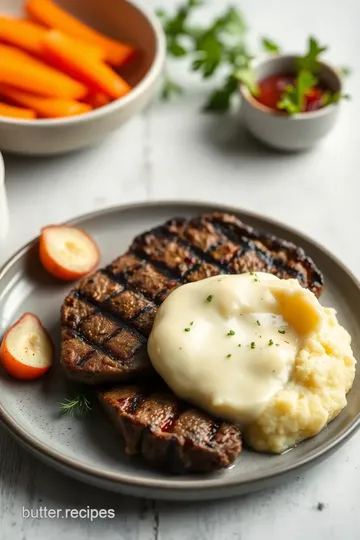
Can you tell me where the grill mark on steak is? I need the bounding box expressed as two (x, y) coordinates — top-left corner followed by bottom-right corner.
(98, 385), (242, 474)
(72, 290), (149, 341)
(75, 349), (96, 368)
(66, 326), (126, 366)
(126, 391), (148, 415)
(207, 421), (221, 444)
(61, 212), (324, 384)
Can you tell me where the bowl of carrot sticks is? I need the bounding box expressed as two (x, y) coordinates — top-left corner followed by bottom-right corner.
(0, 0), (165, 155)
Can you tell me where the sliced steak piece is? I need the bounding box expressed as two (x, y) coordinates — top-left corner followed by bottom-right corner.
(61, 212), (324, 384)
(98, 385), (242, 474)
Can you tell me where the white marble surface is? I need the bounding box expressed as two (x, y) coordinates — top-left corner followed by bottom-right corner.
(1, 0), (360, 538)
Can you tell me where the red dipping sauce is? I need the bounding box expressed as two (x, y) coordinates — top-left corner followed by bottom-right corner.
(256, 74), (326, 113)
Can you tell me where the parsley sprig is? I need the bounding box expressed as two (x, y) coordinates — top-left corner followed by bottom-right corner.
(276, 37), (350, 114)
(158, 3), (351, 114)
(157, 0), (255, 111)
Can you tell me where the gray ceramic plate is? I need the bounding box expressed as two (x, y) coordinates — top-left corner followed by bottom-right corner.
(0, 202), (360, 501)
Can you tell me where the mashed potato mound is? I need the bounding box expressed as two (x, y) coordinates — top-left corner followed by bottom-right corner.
(244, 308), (356, 453)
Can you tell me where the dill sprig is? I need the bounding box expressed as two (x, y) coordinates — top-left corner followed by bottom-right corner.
(59, 394), (92, 417)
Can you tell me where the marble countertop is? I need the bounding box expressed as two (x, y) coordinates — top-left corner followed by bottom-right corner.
(1, 0), (360, 538)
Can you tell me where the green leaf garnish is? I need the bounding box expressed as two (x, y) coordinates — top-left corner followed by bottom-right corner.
(184, 327), (191, 332)
(339, 66), (351, 77)
(296, 36), (327, 74)
(161, 76), (183, 101)
(268, 339), (274, 346)
(227, 330), (235, 336)
(59, 395), (92, 417)
(226, 353), (232, 358)
(158, 0), (251, 111)
(206, 294), (214, 302)
(321, 91), (351, 107)
(261, 37), (281, 55)
(250, 341), (256, 349)
(158, 3), (351, 112)
(277, 69), (317, 114)
(234, 67), (259, 97)
(168, 42), (188, 57)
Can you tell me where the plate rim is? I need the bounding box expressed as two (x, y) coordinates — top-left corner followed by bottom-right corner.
(1, 199), (360, 496)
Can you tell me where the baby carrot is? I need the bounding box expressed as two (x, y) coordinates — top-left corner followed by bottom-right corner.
(0, 84), (92, 118)
(43, 31), (131, 99)
(0, 16), (45, 56)
(0, 102), (36, 119)
(0, 45), (88, 100)
(0, 16), (105, 61)
(83, 93), (111, 109)
(25, 0), (135, 66)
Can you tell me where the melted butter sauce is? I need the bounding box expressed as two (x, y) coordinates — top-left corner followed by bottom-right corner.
(148, 273), (321, 427)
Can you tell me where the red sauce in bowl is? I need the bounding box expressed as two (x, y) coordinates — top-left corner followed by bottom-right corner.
(256, 74), (326, 113)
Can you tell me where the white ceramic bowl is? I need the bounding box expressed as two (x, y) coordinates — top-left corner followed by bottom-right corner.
(240, 55), (342, 151)
(0, 152), (8, 241)
(0, 0), (166, 155)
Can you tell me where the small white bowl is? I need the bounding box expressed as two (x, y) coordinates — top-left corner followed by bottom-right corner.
(0, 152), (8, 241)
(240, 55), (342, 151)
(0, 0), (166, 156)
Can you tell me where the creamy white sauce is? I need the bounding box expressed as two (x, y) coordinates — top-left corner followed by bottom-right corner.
(148, 273), (322, 426)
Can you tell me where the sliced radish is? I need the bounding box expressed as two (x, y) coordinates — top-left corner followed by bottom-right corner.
(39, 225), (100, 281)
(0, 313), (54, 380)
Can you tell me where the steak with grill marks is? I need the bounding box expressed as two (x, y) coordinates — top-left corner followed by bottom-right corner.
(60, 212), (324, 384)
(98, 385), (242, 473)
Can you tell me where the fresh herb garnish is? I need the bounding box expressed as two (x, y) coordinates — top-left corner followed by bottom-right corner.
(158, 1), (254, 111)
(238, 343), (242, 347)
(276, 343), (280, 347)
(59, 395), (92, 417)
(296, 37), (327, 73)
(206, 294), (214, 302)
(184, 327), (191, 332)
(278, 329), (286, 334)
(250, 341), (256, 349)
(256, 320), (261, 326)
(158, 5), (350, 113)
(161, 75), (183, 100)
(268, 339), (274, 346)
(276, 36), (350, 114)
(227, 329), (235, 336)
(262, 37), (281, 55)
(190, 321), (194, 326)
(226, 353), (232, 358)
(321, 90), (351, 107)
(340, 66), (351, 77)
(277, 69), (318, 114)
(249, 271), (254, 276)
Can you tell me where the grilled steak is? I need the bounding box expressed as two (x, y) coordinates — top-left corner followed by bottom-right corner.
(61, 212), (324, 384)
(98, 385), (242, 473)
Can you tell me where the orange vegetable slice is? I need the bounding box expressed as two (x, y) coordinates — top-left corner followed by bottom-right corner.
(0, 102), (36, 119)
(43, 30), (131, 99)
(39, 225), (100, 281)
(0, 313), (54, 380)
(26, 0), (135, 66)
(0, 84), (92, 118)
(0, 16), (105, 61)
(0, 45), (88, 100)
